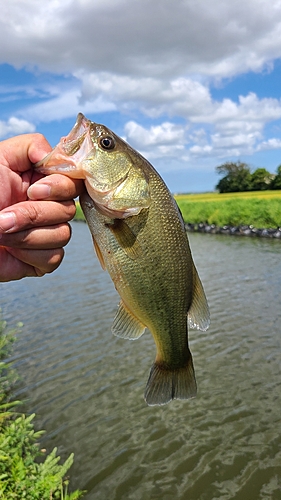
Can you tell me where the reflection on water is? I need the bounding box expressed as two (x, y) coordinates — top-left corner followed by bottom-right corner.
(2, 223), (281, 499)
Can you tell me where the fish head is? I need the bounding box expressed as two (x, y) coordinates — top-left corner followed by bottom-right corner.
(35, 113), (150, 218)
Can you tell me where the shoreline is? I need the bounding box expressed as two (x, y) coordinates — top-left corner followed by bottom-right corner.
(185, 222), (281, 238)
(73, 218), (281, 239)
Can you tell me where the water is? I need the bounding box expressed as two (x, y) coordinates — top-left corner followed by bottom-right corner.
(1, 223), (281, 499)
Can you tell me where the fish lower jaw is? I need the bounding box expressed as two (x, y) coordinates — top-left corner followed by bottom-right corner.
(39, 164), (86, 179)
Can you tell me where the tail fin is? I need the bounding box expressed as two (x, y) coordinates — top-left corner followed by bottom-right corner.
(144, 355), (197, 406)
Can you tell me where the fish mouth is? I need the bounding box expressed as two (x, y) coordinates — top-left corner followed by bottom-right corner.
(34, 113), (93, 178)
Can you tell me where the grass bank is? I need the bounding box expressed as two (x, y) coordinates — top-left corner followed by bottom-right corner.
(175, 190), (281, 228)
(0, 315), (84, 500)
(74, 202), (85, 221)
(74, 190), (281, 228)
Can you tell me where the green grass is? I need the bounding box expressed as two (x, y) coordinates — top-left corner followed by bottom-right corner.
(74, 190), (281, 228)
(175, 190), (281, 201)
(74, 202), (85, 221)
(0, 314), (84, 500)
(175, 191), (281, 228)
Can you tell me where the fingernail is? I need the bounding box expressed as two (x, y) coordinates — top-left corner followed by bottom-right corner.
(28, 183), (51, 200)
(0, 212), (16, 232)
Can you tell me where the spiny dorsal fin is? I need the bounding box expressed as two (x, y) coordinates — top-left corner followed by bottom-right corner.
(188, 264), (210, 331)
(107, 219), (143, 260)
(112, 300), (146, 340)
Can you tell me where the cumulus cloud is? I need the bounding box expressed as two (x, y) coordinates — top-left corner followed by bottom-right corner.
(2, 0), (281, 79)
(0, 117), (35, 139)
(22, 88), (116, 123)
(119, 88), (281, 161)
(1, 0), (281, 174)
(78, 72), (212, 119)
(8, 71), (281, 162)
(124, 121), (187, 159)
(257, 138), (281, 151)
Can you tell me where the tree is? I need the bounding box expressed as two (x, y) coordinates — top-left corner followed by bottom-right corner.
(250, 168), (273, 191)
(270, 165), (281, 190)
(216, 161), (252, 193)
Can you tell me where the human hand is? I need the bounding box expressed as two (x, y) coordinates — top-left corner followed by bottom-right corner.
(0, 133), (84, 281)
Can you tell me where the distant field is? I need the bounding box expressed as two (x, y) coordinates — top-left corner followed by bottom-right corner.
(175, 190), (281, 201)
(74, 190), (281, 228)
(175, 190), (281, 228)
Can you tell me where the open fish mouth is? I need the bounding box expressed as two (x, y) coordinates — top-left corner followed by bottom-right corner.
(34, 113), (93, 178)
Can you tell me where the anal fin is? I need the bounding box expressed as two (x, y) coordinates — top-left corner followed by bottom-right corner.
(112, 300), (146, 340)
(188, 264), (210, 331)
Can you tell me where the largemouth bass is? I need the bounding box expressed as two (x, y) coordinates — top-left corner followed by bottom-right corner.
(36, 113), (210, 405)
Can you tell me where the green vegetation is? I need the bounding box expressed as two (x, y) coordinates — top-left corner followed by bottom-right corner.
(215, 161), (281, 193)
(74, 191), (281, 229)
(175, 191), (281, 228)
(74, 202), (85, 222)
(0, 315), (84, 500)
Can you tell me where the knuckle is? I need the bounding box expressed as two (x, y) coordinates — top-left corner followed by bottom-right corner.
(36, 249), (64, 276)
(54, 223), (72, 246)
(47, 248), (64, 272)
(0, 230), (30, 248)
(35, 268), (46, 277)
(19, 203), (42, 225)
(33, 132), (46, 142)
(63, 200), (76, 220)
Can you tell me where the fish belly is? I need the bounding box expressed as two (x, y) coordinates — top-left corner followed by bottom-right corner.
(80, 186), (197, 405)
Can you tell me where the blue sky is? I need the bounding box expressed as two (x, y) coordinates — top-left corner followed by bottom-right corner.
(1, 0), (281, 193)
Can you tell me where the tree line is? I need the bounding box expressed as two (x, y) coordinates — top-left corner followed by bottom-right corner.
(216, 161), (281, 193)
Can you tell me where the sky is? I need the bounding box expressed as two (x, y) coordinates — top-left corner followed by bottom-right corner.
(1, 0), (281, 193)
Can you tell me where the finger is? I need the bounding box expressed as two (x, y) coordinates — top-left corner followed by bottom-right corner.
(0, 223), (71, 249)
(28, 175), (85, 201)
(0, 248), (39, 281)
(0, 200), (76, 233)
(4, 246), (65, 276)
(0, 133), (51, 173)
(28, 134), (52, 164)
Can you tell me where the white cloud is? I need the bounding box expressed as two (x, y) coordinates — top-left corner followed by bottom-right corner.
(124, 121), (186, 147)
(2, 0), (281, 79)
(124, 121), (187, 160)
(189, 144), (213, 156)
(9, 71), (281, 161)
(78, 73), (281, 130)
(22, 88), (116, 123)
(0, 117), (35, 139)
(1, 0), (281, 173)
(121, 86), (281, 161)
(257, 138), (281, 151)
(190, 93), (281, 125)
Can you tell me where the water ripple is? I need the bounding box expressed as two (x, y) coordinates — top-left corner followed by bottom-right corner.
(2, 225), (281, 499)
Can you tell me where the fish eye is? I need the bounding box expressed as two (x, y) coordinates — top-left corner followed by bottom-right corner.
(99, 136), (115, 150)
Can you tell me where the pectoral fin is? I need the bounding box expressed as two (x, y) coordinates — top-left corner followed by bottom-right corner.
(108, 219), (143, 260)
(187, 264), (210, 331)
(92, 236), (106, 271)
(112, 300), (146, 340)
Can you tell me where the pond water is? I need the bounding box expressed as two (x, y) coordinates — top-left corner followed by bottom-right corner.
(2, 222), (281, 500)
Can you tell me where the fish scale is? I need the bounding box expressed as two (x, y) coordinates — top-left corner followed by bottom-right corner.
(35, 112), (210, 405)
